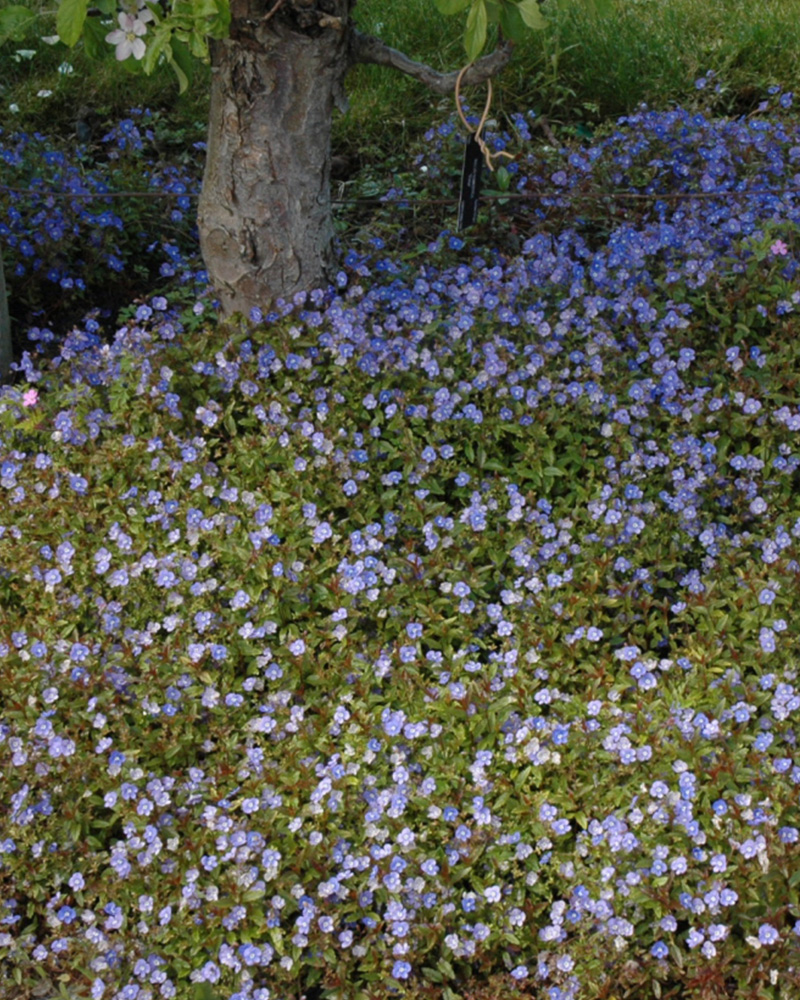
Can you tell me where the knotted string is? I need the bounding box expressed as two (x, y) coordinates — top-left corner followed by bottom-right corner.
(454, 64), (515, 172)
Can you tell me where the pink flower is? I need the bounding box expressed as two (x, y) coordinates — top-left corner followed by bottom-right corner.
(105, 9), (153, 61)
(22, 389), (38, 407)
(770, 239), (789, 256)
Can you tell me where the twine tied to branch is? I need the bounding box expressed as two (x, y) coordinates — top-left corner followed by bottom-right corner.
(454, 64), (514, 172)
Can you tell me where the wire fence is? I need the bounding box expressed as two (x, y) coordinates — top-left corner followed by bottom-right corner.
(0, 183), (798, 207)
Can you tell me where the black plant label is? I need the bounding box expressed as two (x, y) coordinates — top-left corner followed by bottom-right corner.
(458, 137), (483, 231)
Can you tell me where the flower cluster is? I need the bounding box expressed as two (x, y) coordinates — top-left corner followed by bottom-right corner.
(0, 111), (202, 338)
(2, 91), (800, 1000)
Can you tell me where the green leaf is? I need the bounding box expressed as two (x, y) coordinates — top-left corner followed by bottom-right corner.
(0, 5), (34, 44)
(169, 55), (189, 92)
(183, 26), (209, 58)
(242, 888), (265, 901)
(169, 35), (194, 89)
(194, 986), (219, 1000)
(438, 957), (457, 980)
(82, 15), (110, 60)
(141, 23), (171, 74)
(206, 0), (230, 39)
(224, 412), (238, 438)
(56, 0), (88, 47)
(464, 0), (487, 60)
(192, 0), (221, 17)
(499, 0), (526, 43)
(515, 0), (546, 31)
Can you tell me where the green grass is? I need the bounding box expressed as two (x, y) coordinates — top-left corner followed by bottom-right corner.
(0, 3), (208, 144)
(4, 0), (800, 162)
(342, 0), (800, 153)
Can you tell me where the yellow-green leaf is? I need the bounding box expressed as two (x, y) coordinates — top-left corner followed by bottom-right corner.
(56, 0), (88, 47)
(464, 0), (487, 60)
(516, 0), (546, 31)
(141, 23), (170, 74)
(0, 5), (34, 44)
(188, 28), (209, 58)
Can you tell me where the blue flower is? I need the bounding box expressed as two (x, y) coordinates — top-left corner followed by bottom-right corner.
(382, 708), (406, 736)
(56, 905), (77, 924)
(392, 960), (411, 979)
(651, 940), (669, 959)
(759, 628), (776, 653)
(758, 924), (779, 946)
(312, 521), (332, 544)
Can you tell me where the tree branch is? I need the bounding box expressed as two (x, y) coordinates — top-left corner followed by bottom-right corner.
(349, 31), (514, 95)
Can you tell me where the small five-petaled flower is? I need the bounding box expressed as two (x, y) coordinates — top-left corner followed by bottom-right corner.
(105, 6), (154, 61)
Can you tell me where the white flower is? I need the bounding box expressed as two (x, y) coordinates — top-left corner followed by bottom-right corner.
(105, 10), (153, 61)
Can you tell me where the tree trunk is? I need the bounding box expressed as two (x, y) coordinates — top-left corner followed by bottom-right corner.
(198, 3), (351, 318)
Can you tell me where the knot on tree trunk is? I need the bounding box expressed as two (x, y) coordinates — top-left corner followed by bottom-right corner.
(230, 0), (348, 41)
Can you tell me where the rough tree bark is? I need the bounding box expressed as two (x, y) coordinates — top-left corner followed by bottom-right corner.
(197, 0), (513, 317)
(198, 0), (351, 316)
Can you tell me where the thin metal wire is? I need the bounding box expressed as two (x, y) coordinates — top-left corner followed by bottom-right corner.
(331, 187), (797, 206)
(0, 187), (193, 199)
(0, 183), (796, 206)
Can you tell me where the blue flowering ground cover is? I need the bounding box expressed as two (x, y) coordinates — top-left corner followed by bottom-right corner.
(3, 87), (800, 1000)
(0, 109), (201, 340)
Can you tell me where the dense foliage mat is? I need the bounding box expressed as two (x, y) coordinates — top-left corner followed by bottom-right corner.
(3, 94), (800, 1000)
